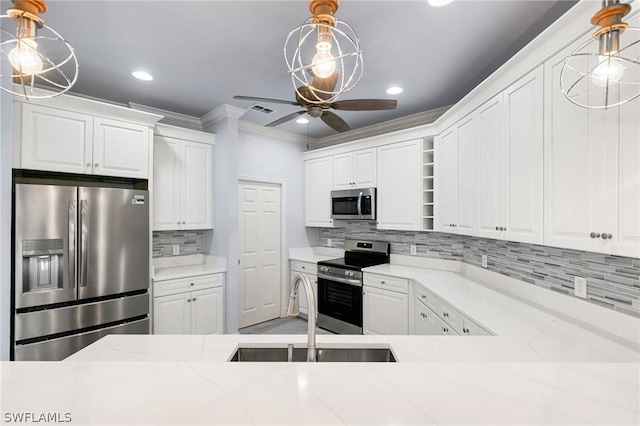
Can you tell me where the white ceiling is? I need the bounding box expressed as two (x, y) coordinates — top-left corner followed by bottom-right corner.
(31, 0), (577, 138)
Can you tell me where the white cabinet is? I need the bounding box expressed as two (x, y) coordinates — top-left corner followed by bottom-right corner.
(333, 148), (376, 190)
(376, 140), (422, 231)
(15, 101), (155, 178)
(153, 273), (225, 335)
(305, 156), (335, 227)
(362, 273), (409, 335)
(544, 43), (640, 257)
(290, 260), (318, 318)
(477, 67), (543, 244)
(153, 124), (214, 231)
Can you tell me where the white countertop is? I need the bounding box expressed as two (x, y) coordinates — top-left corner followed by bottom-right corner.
(288, 246), (344, 264)
(153, 254), (227, 281)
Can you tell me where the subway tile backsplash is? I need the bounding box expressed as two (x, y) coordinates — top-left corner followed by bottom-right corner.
(152, 230), (204, 258)
(319, 221), (640, 317)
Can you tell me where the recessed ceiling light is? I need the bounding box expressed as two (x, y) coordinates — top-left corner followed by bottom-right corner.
(386, 86), (404, 95)
(132, 71), (153, 81)
(296, 117), (310, 124)
(428, 0), (454, 7)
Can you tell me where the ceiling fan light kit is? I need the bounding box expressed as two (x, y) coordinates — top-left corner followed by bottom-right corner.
(560, 0), (640, 109)
(0, 0), (78, 100)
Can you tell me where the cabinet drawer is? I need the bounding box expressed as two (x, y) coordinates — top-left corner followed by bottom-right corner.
(460, 317), (492, 336)
(364, 273), (409, 294)
(414, 283), (443, 314)
(290, 260), (316, 274)
(154, 273), (223, 297)
(413, 283), (461, 331)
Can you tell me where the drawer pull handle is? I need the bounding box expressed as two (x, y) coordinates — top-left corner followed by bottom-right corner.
(421, 294), (426, 299)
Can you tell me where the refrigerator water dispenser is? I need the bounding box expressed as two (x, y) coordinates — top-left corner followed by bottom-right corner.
(22, 239), (64, 293)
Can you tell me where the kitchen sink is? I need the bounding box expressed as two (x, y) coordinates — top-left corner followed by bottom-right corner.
(229, 346), (397, 362)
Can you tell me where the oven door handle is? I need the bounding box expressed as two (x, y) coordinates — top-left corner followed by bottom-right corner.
(318, 273), (362, 287)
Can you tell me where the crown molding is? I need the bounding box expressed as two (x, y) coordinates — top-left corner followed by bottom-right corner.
(315, 106), (450, 147)
(237, 120), (319, 146)
(128, 103), (203, 131)
(201, 104), (246, 128)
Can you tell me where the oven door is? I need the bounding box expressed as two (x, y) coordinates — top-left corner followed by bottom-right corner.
(317, 275), (363, 334)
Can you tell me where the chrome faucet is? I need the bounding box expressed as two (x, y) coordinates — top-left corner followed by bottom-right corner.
(287, 273), (316, 362)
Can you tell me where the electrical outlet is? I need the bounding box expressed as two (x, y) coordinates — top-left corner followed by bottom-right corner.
(481, 255), (488, 268)
(410, 245), (417, 256)
(172, 245), (180, 256)
(574, 276), (587, 299)
(327, 238), (332, 247)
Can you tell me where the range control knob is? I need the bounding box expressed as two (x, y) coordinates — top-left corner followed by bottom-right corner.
(345, 270), (354, 277)
(320, 266), (329, 272)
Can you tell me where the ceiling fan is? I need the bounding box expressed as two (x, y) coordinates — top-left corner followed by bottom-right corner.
(234, 74), (397, 133)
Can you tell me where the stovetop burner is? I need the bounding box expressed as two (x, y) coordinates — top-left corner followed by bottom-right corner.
(318, 240), (390, 272)
(318, 257), (386, 271)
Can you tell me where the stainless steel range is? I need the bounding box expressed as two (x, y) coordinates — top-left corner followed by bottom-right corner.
(317, 240), (390, 334)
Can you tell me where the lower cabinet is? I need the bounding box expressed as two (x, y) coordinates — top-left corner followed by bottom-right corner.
(153, 273), (225, 335)
(289, 260), (318, 318)
(413, 297), (458, 336)
(363, 273), (409, 335)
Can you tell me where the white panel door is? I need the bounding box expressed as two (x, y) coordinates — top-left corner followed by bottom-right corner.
(353, 148), (376, 188)
(476, 95), (504, 240)
(239, 181), (282, 328)
(152, 136), (181, 230)
(363, 286), (408, 335)
(191, 287), (224, 335)
(153, 293), (191, 335)
(305, 157), (334, 227)
(504, 66), (544, 245)
(437, 128), (458, 232)
(20, 103), (93, 174)
(333, 152), (354, 190)
(182, 141), (212, 229)
(456, 116), (476, 236)
(93, 117), (149, 179)
(376, 140), (422, 230)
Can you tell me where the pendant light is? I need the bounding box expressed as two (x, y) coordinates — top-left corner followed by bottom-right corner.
(284, 0), (363, 105)
(0, 0), (78, 100)
(560, 0), (640, 109)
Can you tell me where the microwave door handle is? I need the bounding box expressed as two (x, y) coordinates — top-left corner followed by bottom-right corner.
(68, 200), (76, 289)
(79, 200), (88, 288)
(357, 192), (363, 218)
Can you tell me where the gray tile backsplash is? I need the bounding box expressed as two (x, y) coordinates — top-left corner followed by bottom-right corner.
(152, 230), (204, 258)
(319, 221), (640, 317)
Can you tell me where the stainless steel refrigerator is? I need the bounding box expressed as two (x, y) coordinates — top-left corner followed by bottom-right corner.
(13, 183), (150, 361)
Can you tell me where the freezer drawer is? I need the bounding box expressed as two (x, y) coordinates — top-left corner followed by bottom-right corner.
(14, 292), (149, 341)
(14, 318), (149, 361)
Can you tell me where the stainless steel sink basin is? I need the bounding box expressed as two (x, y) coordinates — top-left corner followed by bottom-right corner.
(229, 347), (396, 362)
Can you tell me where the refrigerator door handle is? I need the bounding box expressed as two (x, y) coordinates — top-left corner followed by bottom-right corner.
(79, 200), (88, 288)
(68, 200), (76, 289)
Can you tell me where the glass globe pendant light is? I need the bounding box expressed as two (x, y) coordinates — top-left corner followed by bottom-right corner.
(1, 0), (78, 100)
(560, 0), (640, 109)
(284, 0), (363, 105)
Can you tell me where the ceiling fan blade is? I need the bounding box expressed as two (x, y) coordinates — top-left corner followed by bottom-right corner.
(233, 95), (298, 106)
(331, 99), (398, 111)
(321, 111), (351, 133)
(266, 110), (307, 127)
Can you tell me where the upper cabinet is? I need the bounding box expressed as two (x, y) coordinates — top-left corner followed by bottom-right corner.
(305, 156), (334, 227)
(13, 97), (160, 179)
(153, 124), (214, 231)
(333, 148), (376, 190)
(544, 43), (639, 258)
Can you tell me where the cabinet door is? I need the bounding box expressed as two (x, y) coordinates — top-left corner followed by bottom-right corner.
(377, 140), (422, 230)
(504, 66), (544, 245)
(476, 95), (504, 240)
(353, 148), (376, 188)
(153, 293), (191, 335)
(191, 287), (224, 335)
(456, 116), (476, 236)
(413, 298), (442, 335)
(333, 152), (354, 190)
(153, 136), (182, 230)
(363, 286), (408, 335)
(182, 141), (212, 229)
(305, 157), (334, 227)
(20, 103), (93, 174)
(93, 117), (150, 179)
(437, 128), (458, 232)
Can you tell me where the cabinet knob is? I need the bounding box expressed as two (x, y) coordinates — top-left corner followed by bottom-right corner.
(94, 164), (99, 168)
(177, 221), (180, 224)
(496, 226), (499, 231)
(443, 312), (449, 317)
(190, 283), (194, 286)
(601, 233), (613, 240)
(590, 232), (600, 239)
(463, 328), (469, 334)
(192, 298), (196, 301)
(381, 280), (386, 284)
(443, 327), (448, 333)
(86, 162), (91, 167)
(182, 221), (186, 224)
(500, 227), (506, 231)
(187, 299), (191, 302)
(421, 294), (426, 299)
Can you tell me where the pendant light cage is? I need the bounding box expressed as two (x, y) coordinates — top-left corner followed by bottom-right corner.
(560, 1), (640, 109)
(284, 18), (363, 105)
(0, 11), (78, 100)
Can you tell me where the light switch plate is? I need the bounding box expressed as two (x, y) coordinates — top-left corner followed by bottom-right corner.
(327, 238), (332, 247)
(410, 245), (417, 256)
(481, 255), (488, 268)
(172, 245), (180, 256)
(574, 276), (587, 299)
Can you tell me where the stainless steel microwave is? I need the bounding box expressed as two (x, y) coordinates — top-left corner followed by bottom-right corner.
(331, 188), (376, 220)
